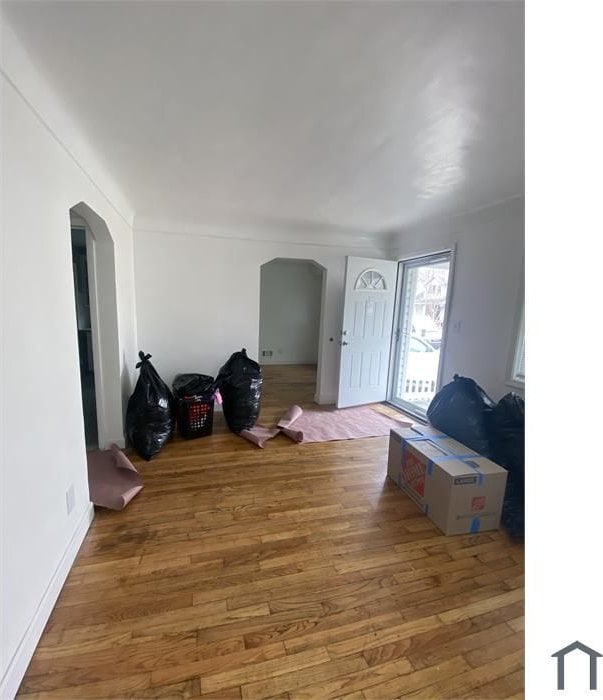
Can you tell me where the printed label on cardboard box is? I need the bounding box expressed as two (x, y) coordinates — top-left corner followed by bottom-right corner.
(453, 476), (478, 485)
(471, 496), (486, 511)
(402, 449), (426, 497)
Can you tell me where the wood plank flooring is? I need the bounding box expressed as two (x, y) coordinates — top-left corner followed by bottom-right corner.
(18, 365), (524, 698)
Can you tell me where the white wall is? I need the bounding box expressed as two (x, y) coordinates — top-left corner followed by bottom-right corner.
(133, 222), (387, 404)
(0, 20), (138, 697)
(388, 196), (524, 401)
(259, 259), (323, 365)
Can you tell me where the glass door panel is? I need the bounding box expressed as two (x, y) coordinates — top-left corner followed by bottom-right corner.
(389, 252), (452, 417)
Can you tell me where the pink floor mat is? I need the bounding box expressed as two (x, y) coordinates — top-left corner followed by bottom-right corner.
(87, 444), (144, 510)
(240, 404), (412, 447)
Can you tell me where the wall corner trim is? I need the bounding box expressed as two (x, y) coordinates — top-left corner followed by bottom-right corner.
(0, 503), (95, 700)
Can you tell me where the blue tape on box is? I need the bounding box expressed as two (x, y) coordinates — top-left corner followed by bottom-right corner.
(464, 460), (485, 486)
(436, 453), (482, 461)
(404, 436), (475, 460)
(403, 436), (487, 485)
(402, 434), (492, 492)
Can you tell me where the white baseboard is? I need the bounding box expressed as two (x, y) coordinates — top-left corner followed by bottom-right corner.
(314, 392), (336, 405)
(0, 503), (95, 700)
(260, 359), (318, 365)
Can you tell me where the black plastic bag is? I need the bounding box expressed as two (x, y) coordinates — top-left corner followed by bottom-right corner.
(501, 479), (525, 539)
(490, 392), (524, 489)
(426, 374), (495, 457)
(215, 348), (262, 433)
(125, 352), (176, 460)
(490, 392), (525, 539)
(173, 373), (215, 398)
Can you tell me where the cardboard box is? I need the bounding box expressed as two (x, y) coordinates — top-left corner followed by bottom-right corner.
(387, 425), (508, 535)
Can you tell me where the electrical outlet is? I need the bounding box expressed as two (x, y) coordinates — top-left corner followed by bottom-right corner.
(261, 350), (273, 357)
(66, 484), (76, 515)
(452, 320), (462, 333)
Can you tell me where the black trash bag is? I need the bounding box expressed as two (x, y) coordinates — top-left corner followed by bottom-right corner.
(426, 374), (495, 457)
(490, 392), (525, 539)
(501, 479), (525, 539)
(215, 348), (262, 433)
(173, 373), (215, 398)
(490, 393), (524, 484)
(125, 351), (176, 460)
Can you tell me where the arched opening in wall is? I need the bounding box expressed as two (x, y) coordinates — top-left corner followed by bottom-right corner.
(259, 258), (326, 403)
(69, 202), (122, 449)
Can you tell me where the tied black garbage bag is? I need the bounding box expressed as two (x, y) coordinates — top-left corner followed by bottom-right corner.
(215, 348), (262, 433)
(173, 373), (215, 398)
(125, 352), (176, 460)
(501, 480), (525, 539)
(490, 392), (525, 487)
(491, 392), (525, 539)
(426, 374), (495, 457)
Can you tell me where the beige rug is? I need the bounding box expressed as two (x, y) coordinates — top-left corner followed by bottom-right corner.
(240, 404), (412, 447)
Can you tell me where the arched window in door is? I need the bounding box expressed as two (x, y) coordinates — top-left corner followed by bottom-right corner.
(355, 269), (386, 290)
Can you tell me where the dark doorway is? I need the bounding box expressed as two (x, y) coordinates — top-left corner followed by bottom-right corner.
(71, 226), (98, 448)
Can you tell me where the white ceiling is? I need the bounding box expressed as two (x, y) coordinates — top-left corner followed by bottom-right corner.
(3, 0), (524, 234)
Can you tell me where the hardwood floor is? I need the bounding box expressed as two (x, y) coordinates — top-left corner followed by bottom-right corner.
(18, 365), (524, 699)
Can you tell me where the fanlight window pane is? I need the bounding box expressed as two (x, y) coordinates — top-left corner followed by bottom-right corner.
(356, 269), (386, 290)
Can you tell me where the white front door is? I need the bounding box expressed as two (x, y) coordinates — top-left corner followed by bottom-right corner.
(336, 256), (398, 408)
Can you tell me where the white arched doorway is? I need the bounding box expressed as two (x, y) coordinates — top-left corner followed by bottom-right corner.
(259, 258), (326, 401)
(70, 202), (123, 448)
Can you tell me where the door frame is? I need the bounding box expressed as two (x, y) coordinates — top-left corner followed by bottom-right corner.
(70, 204), (124, 448)
(387, 245), (457, 419)
(258, 257), (328, 404)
